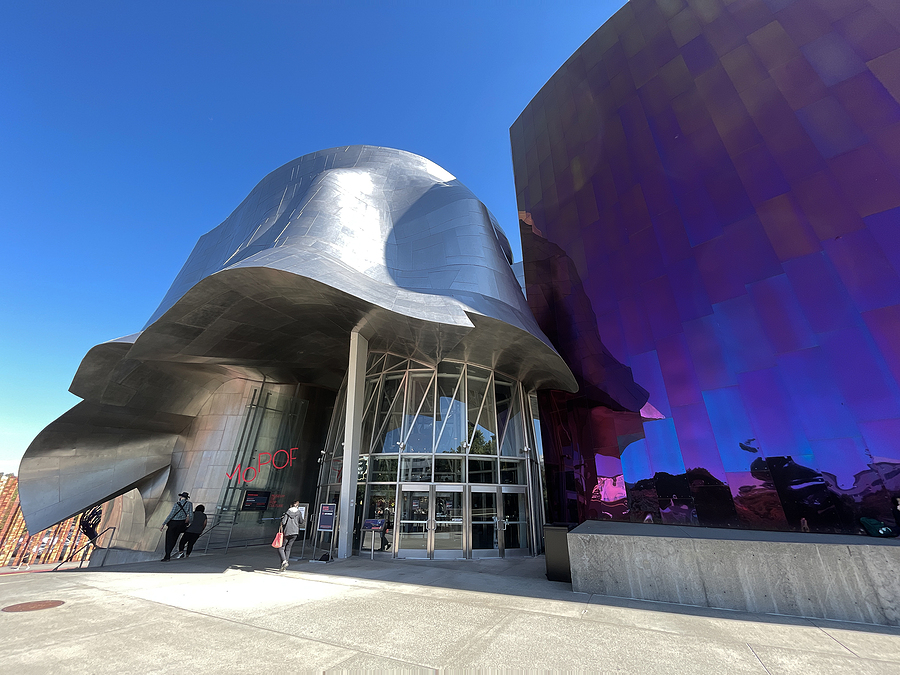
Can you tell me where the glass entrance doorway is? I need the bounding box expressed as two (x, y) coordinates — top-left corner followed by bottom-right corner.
(397, 485), (464, 559)
(396, 484), (528, 559)
(470, 486), (529, 558)
(320, 354), (545, 563)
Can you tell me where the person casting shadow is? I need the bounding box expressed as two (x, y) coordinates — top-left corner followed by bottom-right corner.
(278, 500), (303, 571)
(160, 492), (192, 562)
(378, 500), (392, 552)
(176, 504), (207, 558)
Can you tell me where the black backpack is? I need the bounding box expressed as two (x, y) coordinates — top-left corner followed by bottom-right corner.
(860, 517), (899, 537)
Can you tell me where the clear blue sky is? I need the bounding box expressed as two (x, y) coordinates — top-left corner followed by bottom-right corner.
(0, 1), (623, 474)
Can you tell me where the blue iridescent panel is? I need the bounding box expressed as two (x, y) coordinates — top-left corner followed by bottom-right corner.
(514, 0), (900, 534)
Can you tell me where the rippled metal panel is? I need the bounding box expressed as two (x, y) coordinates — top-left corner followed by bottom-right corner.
(20, 146), (575, 532)
(513, 0), (900, 534)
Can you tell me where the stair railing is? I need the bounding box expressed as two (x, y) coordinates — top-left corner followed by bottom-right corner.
(54, 526), (117, 571)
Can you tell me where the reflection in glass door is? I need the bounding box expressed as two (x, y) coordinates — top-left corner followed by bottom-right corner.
(394, 485), (531, 560)
(501, 489), (529, 556)
(470, 488), (499, 558)
(398, 485), (464, 559)
(398, 489), (429, 558)
(433, 488), (464, 559)
(470, 486), (529, 558)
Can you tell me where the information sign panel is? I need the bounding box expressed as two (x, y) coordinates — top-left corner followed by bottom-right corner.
(317, 503), (337, 532)
(362, 518), (385, 531)
(241, 490), (271, 511)
(295, 503), (309, 529)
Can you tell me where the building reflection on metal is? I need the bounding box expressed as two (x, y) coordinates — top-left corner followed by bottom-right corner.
(18, 146), (574, 556)
(0, 474), (97, 569)
(513, 0), (900, 534)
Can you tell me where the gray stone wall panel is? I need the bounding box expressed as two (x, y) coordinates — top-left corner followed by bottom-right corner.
(570, 522), (900, 626)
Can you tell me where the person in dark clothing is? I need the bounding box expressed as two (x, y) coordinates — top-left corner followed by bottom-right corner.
(176, 505), (207, 558)
(378, 501), (392, 552)
(159, 492), (192, 562)
(278, 500), (304, 571)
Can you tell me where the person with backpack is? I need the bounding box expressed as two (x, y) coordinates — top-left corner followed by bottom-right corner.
(160, 492), (192, 561)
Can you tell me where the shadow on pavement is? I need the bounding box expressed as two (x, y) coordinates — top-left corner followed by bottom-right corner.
(44, 543), (900, 636)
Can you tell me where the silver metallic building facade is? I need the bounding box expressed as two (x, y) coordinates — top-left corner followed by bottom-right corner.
(19, 146), (574, 561)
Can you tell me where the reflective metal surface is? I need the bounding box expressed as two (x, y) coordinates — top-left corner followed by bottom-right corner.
(513, 0), (900, 534)
(20, 146), (575, 533)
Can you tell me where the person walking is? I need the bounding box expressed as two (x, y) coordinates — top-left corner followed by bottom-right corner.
(378, 500), (392, 552)
(159, 492), (192, 562)
(176, 504), (207, 559)
(278, 500), (304, 571)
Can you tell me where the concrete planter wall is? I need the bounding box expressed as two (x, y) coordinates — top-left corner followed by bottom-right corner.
(569, 521), (900, 626)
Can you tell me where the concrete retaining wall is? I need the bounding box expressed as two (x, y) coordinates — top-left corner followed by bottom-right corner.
(89, 547), (162, 567)
(568, 521), (900, 626)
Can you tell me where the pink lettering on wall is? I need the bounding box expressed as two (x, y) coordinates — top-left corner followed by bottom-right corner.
(272, 449), (289, 469)
(226, 448), (299, 485)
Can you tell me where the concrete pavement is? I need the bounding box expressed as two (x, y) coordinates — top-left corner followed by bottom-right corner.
(1, 546), (899, 673)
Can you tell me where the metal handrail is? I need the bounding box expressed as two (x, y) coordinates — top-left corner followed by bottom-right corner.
(54, 526), (117, 571)
(198, 521), (224, 553)
(159, 521), (222, 557)
(203, 512), (236, 554)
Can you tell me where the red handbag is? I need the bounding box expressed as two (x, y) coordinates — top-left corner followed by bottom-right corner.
(271, 532), (284, 548)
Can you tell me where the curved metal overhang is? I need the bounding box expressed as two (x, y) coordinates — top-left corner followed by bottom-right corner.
(18, 145), (577, 533)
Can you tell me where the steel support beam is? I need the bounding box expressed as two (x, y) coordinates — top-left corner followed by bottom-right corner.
(337, 330), (368, 558)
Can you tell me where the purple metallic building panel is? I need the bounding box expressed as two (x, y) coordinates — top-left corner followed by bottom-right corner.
(513, 0), (900, 534)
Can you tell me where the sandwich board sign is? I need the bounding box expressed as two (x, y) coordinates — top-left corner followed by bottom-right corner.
(317, 503), (337, 532)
